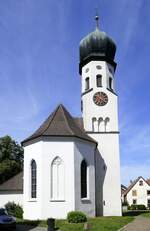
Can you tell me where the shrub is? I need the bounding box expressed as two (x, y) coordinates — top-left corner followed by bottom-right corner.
(127, 205), (130, 210)
(137, 204), (146, 210)
(122, 201), (128, 206)
(67, 211), (87, 223)
(5, 201), (23, 218)
(130, 204), (146, 211)
(130, 204), (137, 210)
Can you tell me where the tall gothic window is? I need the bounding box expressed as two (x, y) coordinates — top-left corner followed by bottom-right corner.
(31, 159), (37, 198)
(81, 160), (87, 198)
(85, 77), (90, 90)
(51, 156), (64, 200)
(96, 75), (102, 87)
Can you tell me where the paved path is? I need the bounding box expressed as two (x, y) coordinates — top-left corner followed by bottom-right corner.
(121, 216), (150, 231)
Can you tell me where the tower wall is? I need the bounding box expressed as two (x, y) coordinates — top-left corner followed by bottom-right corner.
(74, 140), (96, 217)
(81, 60), (122, 216)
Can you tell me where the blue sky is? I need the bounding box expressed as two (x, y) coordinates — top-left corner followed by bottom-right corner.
(0, 0), (150, 186)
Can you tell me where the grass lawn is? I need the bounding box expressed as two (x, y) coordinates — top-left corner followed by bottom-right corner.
(141, 212), (150, 218)
(17, 216), (134, 231)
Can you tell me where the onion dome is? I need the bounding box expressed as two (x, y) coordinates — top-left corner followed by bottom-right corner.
(79, 15), (117, 73)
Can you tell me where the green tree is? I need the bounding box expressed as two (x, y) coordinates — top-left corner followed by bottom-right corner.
(0, 135), (24, 184)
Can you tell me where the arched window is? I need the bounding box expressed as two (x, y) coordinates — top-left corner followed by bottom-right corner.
(51, 156), (64, 200)
(98, 117), (104, 132)
(92, 117), (97, 132)
(85, 77), (90, 90)
(96, 75), (102, 87)
(109, 77), (113, 90)
(81, 100), (83, 112)
(104, 117), (110, 132)
(31, 159), (37, 198)
(81, 160), (87, 198)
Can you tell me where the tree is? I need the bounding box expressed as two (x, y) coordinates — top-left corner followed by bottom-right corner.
(0, 135), (24, 184)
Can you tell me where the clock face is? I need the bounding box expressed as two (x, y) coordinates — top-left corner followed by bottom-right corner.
(93, 92), (108, 106)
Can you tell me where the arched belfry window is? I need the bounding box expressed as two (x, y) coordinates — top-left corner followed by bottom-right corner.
(109, 77), (113, 90)
(92, 117), (97, 132)
(96, 75), (102, 87)
(31, 159), (37, 198)
(104, 117), (110, 132)
(98, 117), (103, 132)
(85, 77), (90, 90)
(51, 156), (64, 200)
(81, 160), (87, 198)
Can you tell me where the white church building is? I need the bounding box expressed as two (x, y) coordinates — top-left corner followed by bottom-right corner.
(0, 16), (122, 219)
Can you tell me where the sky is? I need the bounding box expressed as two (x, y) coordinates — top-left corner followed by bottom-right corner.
(0, 0), (150, 186)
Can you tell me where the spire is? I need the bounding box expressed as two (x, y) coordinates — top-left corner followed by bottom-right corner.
(95, 11), (100, 29)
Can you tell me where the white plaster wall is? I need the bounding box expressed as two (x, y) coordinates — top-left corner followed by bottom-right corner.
(0, 192), (23, 208)
(90, 133), (122, 216)
(81, 61), (118, 132)
(23, 139), (43, 220)
(74, 140), (96, 217)
(23, 137), (75, 220)
(126, 178), (150, 207)
(40, 137), (75, 219)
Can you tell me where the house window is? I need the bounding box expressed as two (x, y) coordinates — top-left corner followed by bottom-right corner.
(147, 190), (150, 195)
(85, 77), (90, 90)
(31, 159), (37, 198)
(139, 180), (143, 186)
(51, 156), (64, 200)
(148, 199), (150, 206)
(133, 199), (137, 205)
(109, 77), (113, 90)
(132, 190), (137, 196)
(96, 75), (102, 87)
(81, 160), (87, 198)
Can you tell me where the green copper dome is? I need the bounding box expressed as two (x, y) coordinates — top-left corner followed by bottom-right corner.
(79, 17), (117, 73)
(80, 27), (116, 61)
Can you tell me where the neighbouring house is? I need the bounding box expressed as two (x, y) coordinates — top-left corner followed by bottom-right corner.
(0, 172), (23, 208)
(0, 15), (122, 220)
(123, 176), (150, 208)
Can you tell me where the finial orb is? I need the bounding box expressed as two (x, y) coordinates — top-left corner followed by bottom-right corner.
(95, 15), (99, 21)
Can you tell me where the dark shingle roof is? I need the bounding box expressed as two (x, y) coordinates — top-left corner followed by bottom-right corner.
(22, 104), (96, 145)
(146, 179), (150, 186)
(0, 172), (23, 191)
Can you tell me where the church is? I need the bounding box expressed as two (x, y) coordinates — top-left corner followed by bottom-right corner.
(0, 15), (122, 219)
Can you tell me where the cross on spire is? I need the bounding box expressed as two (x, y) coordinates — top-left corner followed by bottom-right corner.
(95, 11), (100, 29)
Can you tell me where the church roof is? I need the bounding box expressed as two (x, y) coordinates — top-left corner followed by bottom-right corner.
(22, 104), (97, 145)
(0, 172), (23, 192)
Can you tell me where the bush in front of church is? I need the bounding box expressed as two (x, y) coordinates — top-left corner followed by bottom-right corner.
(67, 211), (87, 223)
(5, 201), (23, 218)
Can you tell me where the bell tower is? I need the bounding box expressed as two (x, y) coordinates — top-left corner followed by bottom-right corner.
(79, 15), (122, 216)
